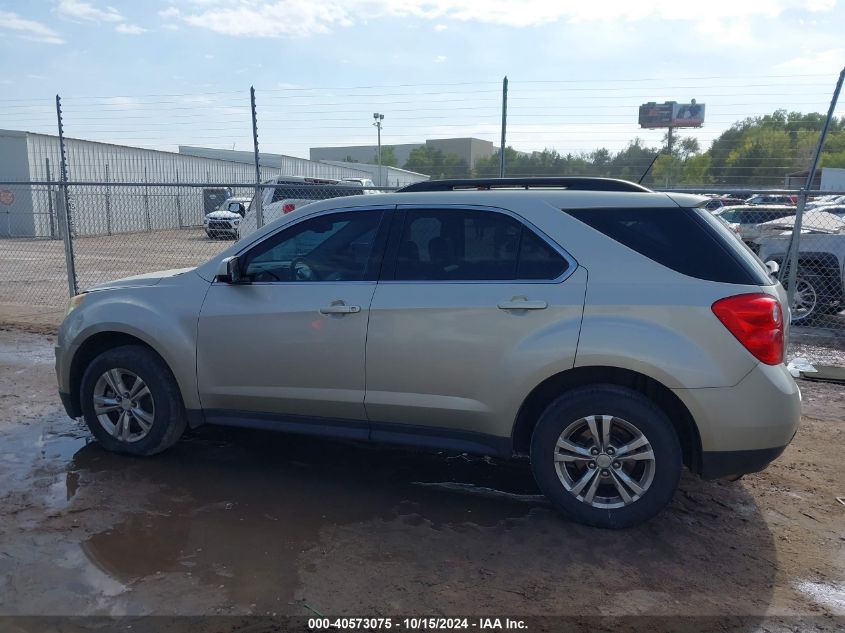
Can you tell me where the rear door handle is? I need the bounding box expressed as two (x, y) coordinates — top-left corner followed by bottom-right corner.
(320, 301), (361, 315)
(498, 298), (548, 310)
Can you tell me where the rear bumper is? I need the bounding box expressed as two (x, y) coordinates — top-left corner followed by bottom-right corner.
(673, 361), (801, 469)
(699, 443), (791, 479)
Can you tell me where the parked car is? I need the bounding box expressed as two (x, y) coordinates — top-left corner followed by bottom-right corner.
(806, 194), (845, 209)
(714, 205), (798, 248)
(239, 176), (365, 239)
(55, 177), (799, 529)
(341, 177), (381, 194)
(702, 196), (746, 212)
(807, 204), (845, 219)
(745, 194), (797, 206)
(203, 196), (251, 239)
(757, 227), (845, 324)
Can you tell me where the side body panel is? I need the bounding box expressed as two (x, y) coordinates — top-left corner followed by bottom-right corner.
(364, 266), (587, 439)
(196, 281), (376, 420)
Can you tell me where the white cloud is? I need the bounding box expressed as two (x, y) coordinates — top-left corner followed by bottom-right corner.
(776, 47), (845, 74)
(101, 96), (141, 109)
(115, 23), (147, 34)
(56, 0), (123, 23)
(156, 0), (837, 38)
(0, 10), (64, 44)
(434, 55), (447, 63)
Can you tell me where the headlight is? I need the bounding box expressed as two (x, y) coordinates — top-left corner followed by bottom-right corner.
(66, 294), (86, 316)
(233, 219), (240, 224)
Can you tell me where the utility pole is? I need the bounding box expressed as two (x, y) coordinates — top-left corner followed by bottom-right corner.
(666, 125), (674, 188)
(373, 113), (384, 186)
(499, 76), (508, 178)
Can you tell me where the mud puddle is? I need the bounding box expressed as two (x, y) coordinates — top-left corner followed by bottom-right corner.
(0, 419), (545, 615)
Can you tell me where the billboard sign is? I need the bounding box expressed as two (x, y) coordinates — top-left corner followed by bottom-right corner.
(671, 101), (705, 127)
(639, 101), (705, 128)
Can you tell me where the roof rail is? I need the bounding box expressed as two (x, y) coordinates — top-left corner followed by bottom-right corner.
(396, 177), (652, 193)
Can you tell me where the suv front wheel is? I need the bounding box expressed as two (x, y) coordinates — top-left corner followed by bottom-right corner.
(80, 345), (187, 456)
(530, 385), (682, 529)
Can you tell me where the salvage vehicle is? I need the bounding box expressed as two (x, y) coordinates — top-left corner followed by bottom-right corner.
(56, 177), (800, 529)
(203, 196), (251, 239)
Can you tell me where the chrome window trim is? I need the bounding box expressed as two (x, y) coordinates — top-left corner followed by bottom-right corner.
(383, 203), (579, 285)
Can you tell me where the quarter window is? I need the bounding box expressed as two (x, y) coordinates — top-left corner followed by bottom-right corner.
(242, 211), (384, 283)
(395, 208), (568, 281)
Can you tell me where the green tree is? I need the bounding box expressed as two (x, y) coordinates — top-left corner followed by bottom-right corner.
(374, 146), (398, 167)
(403, 145), (469, 178)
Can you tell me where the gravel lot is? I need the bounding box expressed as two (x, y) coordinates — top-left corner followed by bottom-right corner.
(0, 230), (230, 329)
(0, 328), (843, 631)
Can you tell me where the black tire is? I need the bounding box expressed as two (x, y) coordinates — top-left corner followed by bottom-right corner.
(530, 384), (682, 529)
(80, 345), (187, 456)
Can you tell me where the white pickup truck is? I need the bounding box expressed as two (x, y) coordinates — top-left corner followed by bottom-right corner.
(757, 229), (845, 324)
(239, 176), (365, 239)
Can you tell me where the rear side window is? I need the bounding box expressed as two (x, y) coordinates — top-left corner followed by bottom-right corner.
(270, 185), (363, 203)
(395, 208), (569, 281)
(564, 207), (770, 285)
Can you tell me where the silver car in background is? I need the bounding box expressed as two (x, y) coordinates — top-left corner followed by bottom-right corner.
(55, 177), (800, 529)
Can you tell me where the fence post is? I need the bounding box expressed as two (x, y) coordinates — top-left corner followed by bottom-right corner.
(55, 94), (78, 297)
(104, 162), (112, 235)
(143, 166), (152, 231)
(174, 168), (183, 229)
(781, 66), (845, 314)
(251, 85), (264, 229)
(45, 157), (56, 239)
(499, 76), (508, 178)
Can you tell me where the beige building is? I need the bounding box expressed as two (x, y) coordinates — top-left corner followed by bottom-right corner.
(310, 137), (495, 168)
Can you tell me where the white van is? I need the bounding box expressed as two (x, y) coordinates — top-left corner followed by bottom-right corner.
(239, 176), (364, 239)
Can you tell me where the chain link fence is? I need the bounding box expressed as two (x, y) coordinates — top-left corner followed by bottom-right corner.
(0, 180), (394, 328)
(1, 180), (843, 362)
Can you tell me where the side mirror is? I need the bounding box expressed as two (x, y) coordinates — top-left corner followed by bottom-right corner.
(765, 260), (780, 276)
(216, 255), (245, 284)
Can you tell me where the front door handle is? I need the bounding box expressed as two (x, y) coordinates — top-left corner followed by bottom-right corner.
(498, 297), (548, 310)
(320, 301), (361, 315)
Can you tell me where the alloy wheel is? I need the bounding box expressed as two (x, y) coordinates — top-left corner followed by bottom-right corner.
(92, 368), (155, 443)
(791, 278), (818, 321)
(554, 414), (656, 509)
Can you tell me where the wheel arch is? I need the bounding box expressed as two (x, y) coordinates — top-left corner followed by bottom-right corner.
(512, 365), (702, 473)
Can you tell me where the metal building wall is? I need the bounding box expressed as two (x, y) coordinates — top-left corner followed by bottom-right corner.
(13, 132), (285, 237)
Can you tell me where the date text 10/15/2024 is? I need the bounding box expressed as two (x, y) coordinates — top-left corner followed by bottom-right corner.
(308, 618), (528, 630)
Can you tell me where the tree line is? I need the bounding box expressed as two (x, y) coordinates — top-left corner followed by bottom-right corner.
(369, 110), (845, 186)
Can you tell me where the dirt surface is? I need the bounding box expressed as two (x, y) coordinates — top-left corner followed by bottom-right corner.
(0, 328), (843, 629)
(0, 229), (230, 330)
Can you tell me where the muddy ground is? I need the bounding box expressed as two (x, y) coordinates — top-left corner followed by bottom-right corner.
(0, 328), (843, 630)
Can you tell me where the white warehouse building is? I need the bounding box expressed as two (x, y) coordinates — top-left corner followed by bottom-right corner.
(0, 129), (374, 238)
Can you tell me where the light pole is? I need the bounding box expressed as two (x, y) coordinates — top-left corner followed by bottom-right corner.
(373, 112), (384, 187)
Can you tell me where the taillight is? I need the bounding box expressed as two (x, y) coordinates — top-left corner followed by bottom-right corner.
(711, 293), (784, 365)
(283, 203), (296, 214)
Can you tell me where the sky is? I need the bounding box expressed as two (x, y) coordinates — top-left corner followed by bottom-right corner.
(1, 0), (844, 160)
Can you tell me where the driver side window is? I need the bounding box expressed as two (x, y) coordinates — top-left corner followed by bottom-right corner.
(242, 211), (384, 283)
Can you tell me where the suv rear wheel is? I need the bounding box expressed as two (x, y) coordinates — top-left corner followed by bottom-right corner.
(530, 385), (682, 529)
(80, 345), (187, 456)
